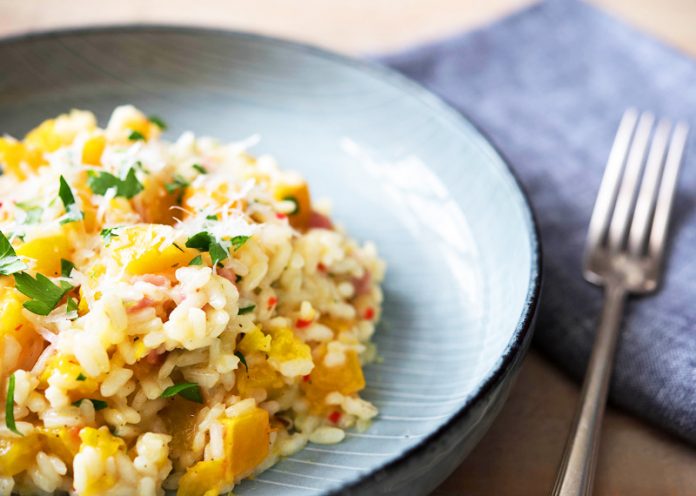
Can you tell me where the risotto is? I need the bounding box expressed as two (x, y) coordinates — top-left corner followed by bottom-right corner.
(0, 106), (384, 495)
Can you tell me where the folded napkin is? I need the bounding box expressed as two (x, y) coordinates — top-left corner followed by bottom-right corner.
(377, 0), (696, 443)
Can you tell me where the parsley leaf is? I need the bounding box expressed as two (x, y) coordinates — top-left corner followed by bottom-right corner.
(230, 235), (250, 250)
(15, 201), (43, 225)
(88, 169), (144, 199)
(76, 373), (86, 381)
(0, 231), (27, 276)
(66, 296), (78, 318)
(58, 176), (83, 224)
(61, 259), (75, 278)
(238, 304), (255, 315)
(14, 272), (73, 316)
(148, 115), (167, 130)
(188, 255), (203, 266)
(192, 163), (207, 174)
(100, 227), (121, 246)
(160, 382), (203, 403)
(234, 351), (248, 371)
(73, 398), (107, 411)
(5, 373), (21, 436)
(128, 130), (145, 141)
(164, 175), (189, 194)
(205, 214), (218, 221)
(185, 232), (228, 267)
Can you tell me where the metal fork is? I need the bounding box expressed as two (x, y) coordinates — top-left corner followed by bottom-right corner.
(551, 109), (689, 496)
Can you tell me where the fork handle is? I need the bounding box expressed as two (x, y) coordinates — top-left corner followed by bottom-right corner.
(551, 283), (627, 496)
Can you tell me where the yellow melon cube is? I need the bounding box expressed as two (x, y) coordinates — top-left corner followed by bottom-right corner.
(267, 327), (313, 377)
(221, 407), (270, 479)
(109, 224), (197, 274)
(238, 327), (271, 356)
(303, 348), (365, 410)
(17, 230), (73, 277)
(24, 110), (97, 153)
(82, 133), (106, 166)
(39, 426), (81, 465)
(0, 136), (44, 179)
(0, 434), (41, 476)
(177, 459), (225, 496)
(235, 359), (284, 398)
(0, 287), (43, 375)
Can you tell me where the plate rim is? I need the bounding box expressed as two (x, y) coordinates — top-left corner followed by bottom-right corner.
(0, 24), (543, 494)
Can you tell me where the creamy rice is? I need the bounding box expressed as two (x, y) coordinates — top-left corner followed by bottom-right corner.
(0, 106), (384, 495)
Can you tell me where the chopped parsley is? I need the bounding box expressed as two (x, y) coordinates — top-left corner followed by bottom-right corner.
(66, 296), (78, 317)
(234, 351), (248, 371)
(148, 115), (167, 130)
(230, 235), (250, 250)
(87, 168), (144, 199)
(58, 176), (84, 224)
(172, 242), (184, 252)
(73, 398), (107, 411)
(164, 175), (189, 194)
(61, 258), (75, 278)
(0, 231), (27, 276)
(14, 272), (73, 316)
(283, 195), (300, 215)
(188, 255), (203, 266)
(100, 227), (121, 245)
(160, 382), (203, 403)
(5, 373), (21, 436)
(205, 214), (218, 221)
(76, 373), (86, 381)
(238, 304), (255, 315)
(15, 201), (43, 225)
(128, 130), (145, 141)
(192, 163), (207, 174)
(185, 231), (229, 267)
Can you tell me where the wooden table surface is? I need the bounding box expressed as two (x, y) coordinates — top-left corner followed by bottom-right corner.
(2, 1), (696, 494)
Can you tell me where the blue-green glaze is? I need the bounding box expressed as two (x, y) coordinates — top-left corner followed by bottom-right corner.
(0, 27), (541, 495)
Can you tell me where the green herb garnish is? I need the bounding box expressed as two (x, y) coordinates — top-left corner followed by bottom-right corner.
(164, 175), (189, 194)
(192, 164), (207, 174)
(160, 382), (203, 403)
(128, 130), (145, 141)
(14, 272), (73, 316)
(283, 195), (300, 215)
(100, 227), (121, 245)
(234, 351), (248, 371)
(5, 373), (21, 435)
(185, 231), (228, 267)
(188, 255), (203, 266)
(205, 214), (217, 221)
(148, 116), (167, 130)
(230, 235), (250, 250)
(76, 373), (86, 381)
(0, 231), (27, 276)
(88, 169), (143, 199)
(238, 304), (255, 315)
(73, 398), (107, 411)
(58, 176), (83, 224)
(66, 296), (78, 317)
(15, 201), (43, 225)
(61, 259), (75, 278)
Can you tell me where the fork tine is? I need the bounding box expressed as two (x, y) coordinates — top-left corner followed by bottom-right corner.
(648, 121), (689, 260)
(586, 109), (639, 254)
(627, 119), (672, 255)
(607, 112), (655, 252)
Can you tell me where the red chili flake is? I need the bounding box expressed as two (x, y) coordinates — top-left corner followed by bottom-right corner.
(267, 296), (278, 309)
(302, 374), (311, 383)
(14, 324), (22, 331)
(363, 307), (375, 320)
(296, 318), (312, 329)
(328, 411), (342, 424)
(275, 212), (287, 219)
(317, 263), (327, 272)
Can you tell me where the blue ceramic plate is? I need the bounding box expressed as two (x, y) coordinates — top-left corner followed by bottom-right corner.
(0, 27), (541, 495)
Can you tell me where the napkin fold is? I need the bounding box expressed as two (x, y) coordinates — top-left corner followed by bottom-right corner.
(377, 0), (696, 443)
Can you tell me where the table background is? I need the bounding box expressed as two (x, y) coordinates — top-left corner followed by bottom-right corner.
(1, 1), (695, 494)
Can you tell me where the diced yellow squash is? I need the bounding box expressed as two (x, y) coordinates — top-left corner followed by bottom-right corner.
(38, 426), (81, 465)
(82, 133), (105, 166)
(235, 359), (284, 398)
(0, 434), (41, 476)
(0, 136), (44, 179)
(221, 407), (270, 479)
(273, 180), (311, 230)
(177, 459), (224, 496)
(76, 427), (125, 496)
(17, 230), (73, 277)
(24, 110), (97, 153)
(267, 327), (313, 377)
(177, 407), (270, 496)
(132, 176), (179, 225)
(303, 348), (365, 410)
(238, 327), (271, 356)
(109, 224), (197, 274)
(40, 354), (98, 396)
(0, 287), (43, 376)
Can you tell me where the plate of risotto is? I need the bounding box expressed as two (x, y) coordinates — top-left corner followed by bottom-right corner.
(0, 28), (540, 496)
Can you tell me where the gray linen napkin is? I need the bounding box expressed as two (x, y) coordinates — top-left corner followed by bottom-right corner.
(377, 0), (696, 443)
